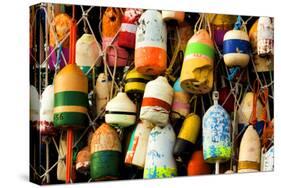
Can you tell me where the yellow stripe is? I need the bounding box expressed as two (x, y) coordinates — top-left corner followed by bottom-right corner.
(238, 161), (260, 170)
(54, 106), (88, 113)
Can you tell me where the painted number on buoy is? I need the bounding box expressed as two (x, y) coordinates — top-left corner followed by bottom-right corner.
(55, 113), (64, 121)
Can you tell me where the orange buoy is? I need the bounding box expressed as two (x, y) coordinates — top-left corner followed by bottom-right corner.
(187, 150), (211, 176)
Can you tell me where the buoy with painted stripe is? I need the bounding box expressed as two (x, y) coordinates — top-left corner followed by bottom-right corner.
(30, 85), (39, 126)
(144, 124), (177, 178)
(223, 30), (250, 68)
(173, 113), (201, 159)
(125, 120), (154, 168)
(180, 29), (215, 94)
(90, 123), (121, 180)
(257, 17), (274, 56)
(135, 10), (167, 75)
(53, 63), (88, 128)
(118, 8), (143, 49)
(187, 150), (211, 176)
(105, 92), (137, 128)
(76, 146), (90, 175)
(162, 11), (185, 23)
(140, 76), (173, 127)
(238, 125), (261, 173)
(49, 13), (72, 70)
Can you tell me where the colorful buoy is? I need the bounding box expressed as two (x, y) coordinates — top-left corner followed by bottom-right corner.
(187, 150), (211, 176)
(162, 11), (185, 22)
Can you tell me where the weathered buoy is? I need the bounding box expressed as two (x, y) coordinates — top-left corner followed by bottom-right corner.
(238, 125), (261, 173)
(261, 145), (274, 172)
(90, 123), (121, 180)
(173, 113), (201, 159)
(30, 85), (39, 126)
(140, 76), (173, 127)
(162, 11), (185, 22)
(144, 124), (177, 178)
(49, 13), (72, 70)
(105, 92), (137, 127)
(76, 146), (91, 175)
(118, 8), (143, 49)
(125, 120), (154, 168)
(135, 10), (167, 75)
(53, 64), (88, 128)
(257, 17), (274, 56)
(180, 29), (215, 94)
(223, 30), (251, 68)
(187, 150), (211, 176)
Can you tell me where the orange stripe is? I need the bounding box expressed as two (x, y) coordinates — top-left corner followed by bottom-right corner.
(142, 97), (171, 111)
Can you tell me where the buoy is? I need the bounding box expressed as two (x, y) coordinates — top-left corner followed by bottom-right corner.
(95, 73), (112, 116)
(180, 29), (215, 94)
(76, 33), (100, 78)
(39, 85), (56, 136)
(124, 68), (153, 95)
(238, 125), (261, 173)
(170, 78), (191, 121)
(162, 11), (185, 22)
(261, 145), (274, 172)
(30, 85), (39, 125)
(257, 17), (274, 56)
(125, 120), (154, 168)
(90, 123), (121, 180)
(76, 146), (91, 175)
(187, 150), (211, 176)
(135, 10), (167, 75)
(223, 30), (250, 68)
(143, 124), (177, 178)
(105, 92), (137, 127)
(49, 13), (72, 70)
(118, 8), (143, 49)
(140, 76), (173, 127)
(173, 113), (201, 159)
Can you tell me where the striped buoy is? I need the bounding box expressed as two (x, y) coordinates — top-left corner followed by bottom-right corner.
(144, 124), (177, 178)
(140, 76), (173, 127)
(135, 10), (167, 75)
(257, 17), (274, 56)
(261, 145), (274, 172)
(238, 125), (261, 173)
(76, 146), (90, 174)
(180, 29), (215, 94)
(90, 123), (121, 180)
(187, 150), (211, 176)
(53, 64), (88, 128)
(173, 113), (201, 159)
(105, 92), (137, 127)
(162, 11), (185, 22)
(223, 30), (250, 68)
(125, 120), (154, 168)
(30, 85), (39, 125)
(118, 8), (143, 49)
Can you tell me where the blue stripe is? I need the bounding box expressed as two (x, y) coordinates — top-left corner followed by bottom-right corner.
(223, 39), (250, 55)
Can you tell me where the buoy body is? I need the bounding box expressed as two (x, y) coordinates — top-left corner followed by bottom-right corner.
(76, 146), (91, 174)
(140, 76), (173, 127)
(105, 92), (137, 127)
(144, 124), (177, 178)
(54, 64), (88, 128)
(238, 125), (261, 173)
(125, 120), (154, 168)
(118, 8), (143, 49)
(257, 17), (274, 56)
(180, 29), (215, 94)
(223, 30), (250, 68)
(30, 85), (39, 125)
(90, 123), (121, 180)
(162, 11), (185, 22)
(203, 104), (231, 163)
(135, 10), (167, 75)
(187, 150), (211, 176)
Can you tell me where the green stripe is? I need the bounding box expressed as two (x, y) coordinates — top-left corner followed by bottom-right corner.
(90, 151), (121, 180)
(54, 91), (88, 107)
(54, 112), (87, 128)
(185, 43), (215, 59)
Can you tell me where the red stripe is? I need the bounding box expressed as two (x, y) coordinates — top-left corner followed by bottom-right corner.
(142, 97), (171, 111)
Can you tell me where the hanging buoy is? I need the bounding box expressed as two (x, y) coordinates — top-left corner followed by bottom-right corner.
(203, 91), (231, 163)
(90, 123), (121, 180)
(118, 8), (143, 49)
(187, 150), (211, 176)
(95, 73), (112, 116)
(180, 29), (215, 94)
(171, 78), (191, 121)
(173, 113), (201, 159)
(162, 11), (185, 22)
(53, 63), (88, 128)
(140, 76), (173, 127)
(76, 34), (100, 78)
(30, 85), (39, 126)
(144, 124), (177, 178)
(261, 145), (274, 172)
(39, 85), (56, 136)
(105, 91), (137, 127)
(76, 146), (91, 175)
(125, 120), (154, 168)
(223, 30), (250, 68)
(49, 13), (72, 70)
(238, 125), (261, 173)
(124, 68), (153, 95)
(257, 17), (274, 57)
(135, 10), (167, 75)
